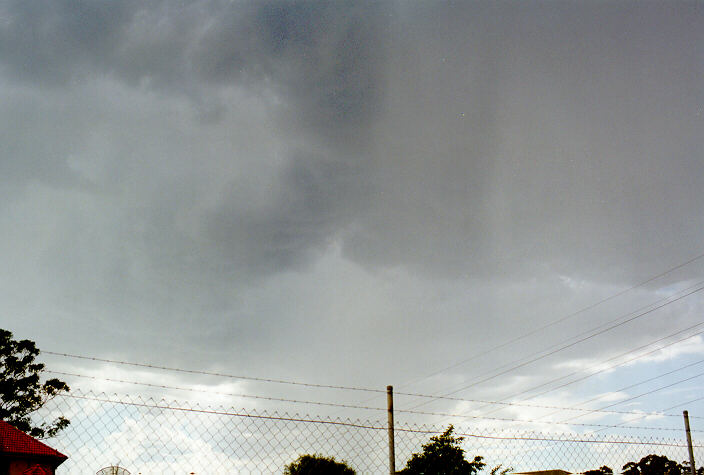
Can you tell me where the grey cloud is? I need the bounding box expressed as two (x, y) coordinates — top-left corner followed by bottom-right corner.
(0, 0), (134, 85)
(1, 0), (387, 279)
(2, 0), (701, 286)
(1, 1), (703, 394)
(341, 1), (704, 284)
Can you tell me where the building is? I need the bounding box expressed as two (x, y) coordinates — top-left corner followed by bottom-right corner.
(0, 421), (68, 474)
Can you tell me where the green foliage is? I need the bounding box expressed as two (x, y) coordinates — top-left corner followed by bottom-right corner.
(584, 466), (613, 475)
(0, 329), (70, 438)
(283, 454), (356, 474)
(399, 425), (485, 475)
(622, 455), (685, 475)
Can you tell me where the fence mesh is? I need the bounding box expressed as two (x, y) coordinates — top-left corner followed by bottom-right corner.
(36, 390), (702, 474)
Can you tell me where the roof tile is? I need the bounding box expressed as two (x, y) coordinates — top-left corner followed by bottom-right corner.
(0, 421), (67, 461)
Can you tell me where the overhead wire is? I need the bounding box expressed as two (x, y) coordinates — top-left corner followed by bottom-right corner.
(45, 252), (704, 421)
(57, 393), (701, 447)
(392, 390), (703, 420)
(475, 323), (704, 419)
(565, 356), (704, 410)
(561, 371), (704, 426)
(49, 381), (695, 433)
(43, 256), (704, 426)
(341, 252), (704, 414)
(485, 352), (704, 427)
(43, 351), (385, 394)
(592, 395), (704, 434)
(573, 370), (704, 415)
(44, 352), (700, 417)
(397, 251), (704, 391)
(405, 282), (704, 411)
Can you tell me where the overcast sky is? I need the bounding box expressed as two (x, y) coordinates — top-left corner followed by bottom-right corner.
(1, 0), (703, 435)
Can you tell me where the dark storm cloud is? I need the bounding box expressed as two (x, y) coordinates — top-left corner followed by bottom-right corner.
(1, 0), (387, 278)
(343, 1), (704, 283)
(0, 0), (134, 85)
(1, 0), (702, 286)
(0, 0), (385, 132)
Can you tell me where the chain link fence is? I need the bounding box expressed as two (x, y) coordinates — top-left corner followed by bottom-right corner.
(37, 390), (701, 474)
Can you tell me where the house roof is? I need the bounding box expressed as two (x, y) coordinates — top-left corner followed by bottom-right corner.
(0, 421), (67, 464)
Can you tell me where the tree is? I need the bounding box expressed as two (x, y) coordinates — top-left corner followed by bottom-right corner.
(0, 329), (70, 438)
(283, 454), (356, 474)
(622, 455), (683, 475)
(584, 466), (613, 475)
(682, 461), (704, 475)
(399, 425), (485, 475)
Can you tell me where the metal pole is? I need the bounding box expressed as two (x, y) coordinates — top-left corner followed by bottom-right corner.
(684, 410), (696, 475)
(387, 385), (396, 475)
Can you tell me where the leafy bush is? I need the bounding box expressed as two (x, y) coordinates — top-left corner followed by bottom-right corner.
(399, 425), (485, 475)
(283, 454), (355, 474)
(621, 454), (704, 475)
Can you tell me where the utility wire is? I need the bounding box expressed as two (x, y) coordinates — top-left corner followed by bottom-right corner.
(47, 371), (694, 432)
(661, 395), (704, 412)
(516, 328), (704, 404)
(43, 357), (699, 420)
(587, 370), (704, 412)
(590, 393), (704, 435)
(461, 303), (704, 418)
(407, 283), (704, 410)
(58, 393), (702, 447)
(392, 390), (702, 419)
(563, 370), (704, 424)
(489, 350), (704, 427)
(346, 257), (704, 414)
(44, 351), (385, 394)
(47, 252), (704, 418)
(47, 370), (387, 412)
(398, 251), (704, 391)
(477, 324), (704, 419)
(568, 357), (704, 410)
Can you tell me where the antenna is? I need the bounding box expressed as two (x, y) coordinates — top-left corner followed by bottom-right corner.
(96, 466), (131, 475)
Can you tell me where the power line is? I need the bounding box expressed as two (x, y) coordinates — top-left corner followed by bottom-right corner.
(398, 251), (704, 391)
(60, 393), (387, 431)
(445, 284), (704, 396)
(563, 370), (704, 424)
(47, 370), (387, 412)
(504, 335), (704, 424)
(408, 283), (704, 410)
(47, 371), (693, 433)
(569, 357), (704, 410)
(393, 390), (701, 419)
(62, 394), (702, 447)
(44, 351), (384, 394)
(661, 395), (704, 412)
(477, 324), (704, 419)
(493, 353), (704, 429)
(64, 392), (696, 446)
(517, 328), (704, 404)
(45, 362), (699, 421)
(589, 394), (704, 435)
(590, 370), (704, 412)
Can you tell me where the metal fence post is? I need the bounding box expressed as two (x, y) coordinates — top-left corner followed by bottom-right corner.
(387, 385), (396, 474)
(684, 410), (696, 475)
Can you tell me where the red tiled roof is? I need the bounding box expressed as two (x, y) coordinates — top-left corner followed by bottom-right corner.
(0, 421), (67, 462)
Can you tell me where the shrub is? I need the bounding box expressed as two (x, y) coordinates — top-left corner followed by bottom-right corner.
(283, 454), (356, 474)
